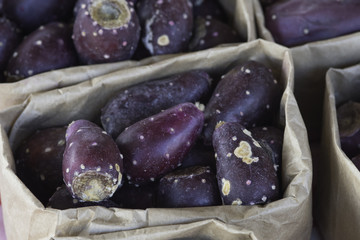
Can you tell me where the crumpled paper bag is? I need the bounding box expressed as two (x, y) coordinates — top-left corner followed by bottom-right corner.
(315, 64), (360, 240)
(0, 39), (312, 240)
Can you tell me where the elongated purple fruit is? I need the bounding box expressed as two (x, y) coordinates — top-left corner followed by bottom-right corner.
(15, 127), (66, 205)
(48, 185), (119, 210)
(213, 122), (280, 205)
(157, 166), (221, 208)
(189, 17), (242, 52)
(5, 22), (78, 82)
(101, 70), (211, 139)
(265, 0), (360, 47)
(137, 0), (193, 56)
(337, 101), (360, 159)
(111, 181), (158, 209)
(3, 0), (76, 33)
(202, 61), (281, 146)
(73, 0), (140, 64)
(116, 102), (204, 185)
(0, 17), (22, 82)
(63, 119), (124, 202)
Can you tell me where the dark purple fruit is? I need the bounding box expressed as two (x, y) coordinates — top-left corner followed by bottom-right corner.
(0, 17), (22, 82)
(5, 22), (78, 82)
(2, 0), (76, 33)
(48, 185), (119, 210)
(179, 141), (216, 171)
(202, 60), (282, 146)
(337, 101), (360, 159)
(111, 181), (157, 209)
(116, 102), (204, 185)
(73, 0), (140, 64)
(137, 0), (193, 55)
(265, 0), (360, 47)
(213, 122), (280, 205)
(157, 166), (221, 208)
(189, 17), (242, 52)
(63, 119), (124, 202)
(101, 70), (211, 139)
(250, 126), (283, 176)
(15, 127), (67, 205)
(73, 0), (88, 17)
(192, 0), (227, 21)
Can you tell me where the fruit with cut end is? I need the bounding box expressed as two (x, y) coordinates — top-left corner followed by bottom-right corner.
(63, 119), (124, 202)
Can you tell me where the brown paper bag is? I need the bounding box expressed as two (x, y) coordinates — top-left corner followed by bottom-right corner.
(0, 39), (312, 240)
(253, 0), (360, 141)
(315, 64), (360, 240)
(0, 0), (256, 112)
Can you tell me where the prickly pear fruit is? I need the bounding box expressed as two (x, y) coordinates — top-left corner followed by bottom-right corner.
(73, 0), (140, 64)
(136, 0), (193, 56)
(116, 102), (204, 185)
(213, 122), (280, 205)
(265, 0), (360, 47)
(2, 0), (76, 33)
(337, 101), (360, 159)
(63, 119), (124, 202)
(48, 185), (119, 209)
(202, 60), (281, 145)
(157, 166), (221, 208)
(101, 70), (211, 139)
(5, 22), (78, 82)
(189, 17), (242, 52)
(0, 17), (22, 82)
(15, 127), (67, 205)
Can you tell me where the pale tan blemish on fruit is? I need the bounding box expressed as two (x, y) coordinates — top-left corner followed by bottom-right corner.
(157, 34), (170, 46)
(215, 121), (225, 129)
(221, 178), (230, 196)
(234, 141), (259, 164)
(232, 198), (242, 205)
(242, 129), (252, 138)
(195, 102), (205, 111)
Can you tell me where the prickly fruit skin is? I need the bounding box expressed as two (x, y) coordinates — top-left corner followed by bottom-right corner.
(189, 17), (242, 52)
(63, 119), (124, 202)
(15, 127), (67, 205)
(73, 0), (88, 17)
(116, 102), (204, 185)
(0, 17), (22, 82)
(265, 0), (360, 47)
(101, 70), (211, 139)
(137, 0), (193, 56)
(192, 0), (227, 21)
(180, 141), (216, 171)
(2, 0), (76, 33)
(337, 101), (360, 159)
(212, 122), (280, 205)
(73, 0), (140, 64)
(111, 181), (158, 209)
(157, 166), (221, 208)
(5, 22), (78, 82)
(202, 60), (281, 146)
(48, 185), (119, 210)
(250, 126), (283, 176)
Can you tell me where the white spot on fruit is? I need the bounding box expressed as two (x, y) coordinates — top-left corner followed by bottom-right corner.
(272, 14), (277, 20)
(201, 179), (206, 183)
(262, 196), (267, 202)
(80, 164), (85, 169)
(232, 136), (237, 141)
(28, 70), (33, 75)
(246, 90), (250, 95)
(58, 139), (65, 146)
(44, 147), (52, 153)
(35, 40), (42, 46)
(104, 54), (110, 59)
(246, 180), (251, 185)
(157, 34), (170, 46)
(272, 185), (276, 190)
(303, 28), (309, 35)
(40, 174), (45, 181)
(221, 178), (230, 196)
(81, 31), (86, 37)
(245, 69), (251, 74)
(226, 153), (232, 158)
(66, 168), (70, 173)
(232, 199), (242, 205)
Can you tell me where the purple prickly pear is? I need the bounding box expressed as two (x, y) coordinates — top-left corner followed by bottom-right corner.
(0, 17), (22, 82)
(116, 102), (204, 185)
(202, 60), (281, 145)
(2, 0), (76, 33)
(213, 122), (280, 205)
(265, 0), (360, 47)
(5, 22), (78, 82)
(15, 127), (67, 205)
(189, 17), (242, 52)
(72, 0), (140, 64)
(136, 0), (193, 56)
(157, 166), (221, 208)
(63, 119), (124, 202)
(101, 70), (211, 139)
